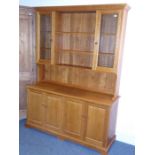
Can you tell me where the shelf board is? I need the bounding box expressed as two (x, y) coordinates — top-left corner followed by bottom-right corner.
(100, 32), (116, 35)
(56, 31), (95, 35)
(40, 30), (51, 32)
(57, 49), (94, 55)
(98, 52), (114, 55)
(56, 63), (92, 69)
(40, 47), (51, 50)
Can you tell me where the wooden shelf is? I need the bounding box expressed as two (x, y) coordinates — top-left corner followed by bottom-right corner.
(98, 52), (114, 55)
(56, 31), (95, 35)
(40, 47), (51, 50)
(57, 49), (94, 55)
(40, 30), (51, 32)
(100, 32), (116, 35)
(56, 63), (92, 69)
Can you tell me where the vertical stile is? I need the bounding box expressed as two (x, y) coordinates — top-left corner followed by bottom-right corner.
(113, 10), (122, 70)
(114, 10), (128, 97)
(36, 12), (40, 62)
(51, 12), (56, 64)
(92, 11), (101, 70)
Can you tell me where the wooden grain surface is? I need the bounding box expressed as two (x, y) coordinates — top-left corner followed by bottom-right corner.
(19, 6), (36, 109)
(26, 4), (129, 155)
(38, 64), (117, 95)
(27, 82), (118, 106)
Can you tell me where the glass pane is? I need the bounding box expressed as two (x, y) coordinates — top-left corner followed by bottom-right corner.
(98, 54), (114, 68)
(98, 13), (118, 68)
(40, 14), (51, 60)
(40, 49), (51, 59)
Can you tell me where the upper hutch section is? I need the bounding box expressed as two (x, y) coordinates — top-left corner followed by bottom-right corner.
(35, 4), (129, 96)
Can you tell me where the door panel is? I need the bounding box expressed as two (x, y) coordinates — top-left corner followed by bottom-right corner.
(27, 91), (44, 126)
(63, 99), (84, 138)
(19, 7), (36, 110)
(93, 10), (121, 71)
(86, 105), (106, 146)
(44, 95), (63, 131)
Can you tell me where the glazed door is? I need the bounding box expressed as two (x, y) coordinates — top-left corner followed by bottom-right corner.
(44, 94), (63, 132)
(36, 12), (52, 63)
(93, 10), (122, 72)
(85, 105), (107, 146)
(27, 90), (44, 126)
(63, 99), (85, 139)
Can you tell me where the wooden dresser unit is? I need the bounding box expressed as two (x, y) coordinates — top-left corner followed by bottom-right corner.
(26, 4), (130, 155)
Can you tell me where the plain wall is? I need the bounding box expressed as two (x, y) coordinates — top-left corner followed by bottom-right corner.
(19, 0), (154, 145)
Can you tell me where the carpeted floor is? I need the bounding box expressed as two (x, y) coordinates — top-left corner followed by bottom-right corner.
(20, 119), (135, 155)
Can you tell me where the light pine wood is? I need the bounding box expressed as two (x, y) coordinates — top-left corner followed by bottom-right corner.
(63, 99), (85, 139)
(26, 85), (118, 155)
(27, 90), (44, 126)
(114, 9), (129, 97)
(92, 10), (101, 70)
(27, 83), (116, 106)
(44, 94), (63, 132)
(25, 4), (129, 155)
(55, 12), (96, 68)
(85, 105), (106, 146)
(38, 64), (117, 95)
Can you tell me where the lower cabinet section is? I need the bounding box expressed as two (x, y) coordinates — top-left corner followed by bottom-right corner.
(26, 88), (117, 154)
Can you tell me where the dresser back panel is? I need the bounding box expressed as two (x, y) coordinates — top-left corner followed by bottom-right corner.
(38, 64), (116, 95)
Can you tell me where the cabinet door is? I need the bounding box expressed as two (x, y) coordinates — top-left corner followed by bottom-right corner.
(93, 10), (122, 72)
(27, 90), (44, 126)
(36, 12), (52, 63)
(19, 7), (36, 110)
(85, 105), (106, 146)
(44, 94), (63, 132)
(63, 99), (85, 139)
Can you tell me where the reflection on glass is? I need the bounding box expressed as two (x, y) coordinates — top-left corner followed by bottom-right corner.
(98, 14), (118, 68)
(40, 14), (51, 60)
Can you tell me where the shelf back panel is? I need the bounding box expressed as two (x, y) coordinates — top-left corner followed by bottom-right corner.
(38, 64), (116, 95)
